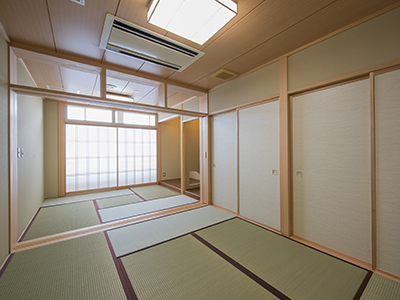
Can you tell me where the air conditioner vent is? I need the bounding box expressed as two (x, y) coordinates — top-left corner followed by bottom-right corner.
(99, 14), (204, 72)
(211, 68), (238, 81)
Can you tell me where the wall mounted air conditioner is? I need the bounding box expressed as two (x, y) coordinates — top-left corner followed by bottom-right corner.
(99, 14), (204, 72)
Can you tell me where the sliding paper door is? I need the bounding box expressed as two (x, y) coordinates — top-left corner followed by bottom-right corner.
(212, 112), (237, 212)
(375, 69), (400, 277)
(239, 101), (280, 230)
(292, 79), (371, 263)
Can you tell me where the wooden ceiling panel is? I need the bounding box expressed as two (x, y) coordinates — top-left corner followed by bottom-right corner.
(0, 0), (54, 50)
(137, 62), (175, 79)
(47, 0), (119, 60)
(167, 0), (337, 85)
(222, 0), (400, 78)
(21, 58), (62, 89)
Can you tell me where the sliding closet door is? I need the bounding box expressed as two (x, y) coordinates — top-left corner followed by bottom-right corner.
(375, 69), (400, 277)
(212, 112), (237, 212)
(292, 79), (371, 263)
(239, 101), (280, 230)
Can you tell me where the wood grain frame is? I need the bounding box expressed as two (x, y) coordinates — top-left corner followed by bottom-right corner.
(8, 47), (18, 253)
(279, 57), (292, 237)
(370, 72), (377, 271)
(58, 102), (66, 197)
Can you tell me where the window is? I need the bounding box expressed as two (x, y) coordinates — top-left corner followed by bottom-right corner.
(65, 105), (157, 193)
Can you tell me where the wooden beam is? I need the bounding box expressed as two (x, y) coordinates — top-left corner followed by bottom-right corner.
(279, 57), (292, 237)
(10, 84), (207, 118)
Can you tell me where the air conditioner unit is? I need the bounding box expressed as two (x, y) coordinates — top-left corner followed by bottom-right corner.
(99, 14), (204, 72)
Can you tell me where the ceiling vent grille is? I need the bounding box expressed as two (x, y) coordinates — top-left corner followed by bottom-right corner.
(99, 14), (204, 72)
(211, 68), (238, 81)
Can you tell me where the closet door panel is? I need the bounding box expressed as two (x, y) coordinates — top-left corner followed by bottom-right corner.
(375, 69), (400, 277)
(212, 112), (237, 212)
(292, 79), (371, 263)
(239, 101), (280, 230)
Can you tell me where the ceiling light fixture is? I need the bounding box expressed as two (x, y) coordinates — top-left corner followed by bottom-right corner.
(147, 0), (238, 45)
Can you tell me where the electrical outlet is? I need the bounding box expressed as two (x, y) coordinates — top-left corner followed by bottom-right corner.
(162, 172), (166, 177)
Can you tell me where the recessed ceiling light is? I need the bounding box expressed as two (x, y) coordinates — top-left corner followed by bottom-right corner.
(147, 0), (238, 45)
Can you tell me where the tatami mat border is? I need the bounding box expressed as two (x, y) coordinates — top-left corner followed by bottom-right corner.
(191, 232), (291, 300)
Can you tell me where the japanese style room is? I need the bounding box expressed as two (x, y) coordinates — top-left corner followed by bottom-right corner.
(0, 0), (400, 299)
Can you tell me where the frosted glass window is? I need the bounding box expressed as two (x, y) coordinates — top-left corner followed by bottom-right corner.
(67, 106), (85, 121)
(66, 124), (117, 192)
(86, 107), (112, 123)
(115, 111), (156, 126)
(118, 128), (157, 186)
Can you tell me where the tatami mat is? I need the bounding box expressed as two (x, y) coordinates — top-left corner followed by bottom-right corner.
(196, 218), (367, 300)
(0, 233), (126, 300)
(99, 195), (197, 223)
(121, 234), (278, 300)
(22, 201), (100, 240)
(42, 189), (133, 207)
(131, 184), (179, 200)
(107, 206), (234, 257)
(360, 273), (400, 299)
(96, 194), (143, 209)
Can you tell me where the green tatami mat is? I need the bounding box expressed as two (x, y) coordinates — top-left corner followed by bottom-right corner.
(360, 273), (400, 299)
(42, 189), (133, 207)
(122, 235), (278, 300)
(131, 184), (179, 200)
(22, 201), (100, 240)
(107, 206), (234, 257)
(0, 233), (126, 300)
(196, 218), (367, 300)
(96, 194), (143, 209)
(99, 195), (197, 223)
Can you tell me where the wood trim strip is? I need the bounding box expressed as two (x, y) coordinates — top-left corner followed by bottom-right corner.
(370, 73), (377, 271)
(209, 94), (280, 116)
(103, 231), (138, 300)
(18, 207), (41, 242)
(0, 254), (14, 279)
(191, 232), (291, 300)
(12, 202), (206, 253)
(157, 122), (161, 182)
(58, 102), (65, 196)
(375, 268), (400, 284)
(10, 84), (207, 118)
(238, 215), (281, 235)
(236, 109), (240, 215)
(291, 235), (372, 270)
(180, 116), (186, 194)
(352, 271), (373, 300)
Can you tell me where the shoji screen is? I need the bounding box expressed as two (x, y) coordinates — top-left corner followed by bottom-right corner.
(292, 79), (371, 263)
(212, 112), (237, 212)
(375, 69), (400, 277)
(239, 101), (280, 230)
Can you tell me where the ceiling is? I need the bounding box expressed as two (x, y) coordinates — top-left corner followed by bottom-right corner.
(1, 0), (399, 95)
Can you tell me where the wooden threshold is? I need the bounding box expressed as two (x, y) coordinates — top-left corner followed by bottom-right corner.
(12, 202), (206, 253)
(291, 235), (372, 271)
